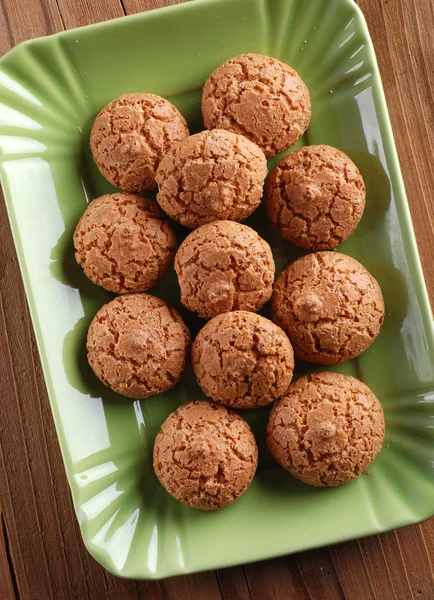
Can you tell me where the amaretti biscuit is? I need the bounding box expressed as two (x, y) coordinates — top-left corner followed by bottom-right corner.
(192, 311), (294, 408)
(202, 53), (311, 156)
(175, 221), (275, 319)
(87, 294), (190, 398)
(270, 252), (385, 364)
(156, 129), (267, 228)
(74, 193), (176, 293)
(266, 145), (366, 250)
(90, 93), (189, 192)
(266, 372), (385, 486)
(153, 400), (258, 510)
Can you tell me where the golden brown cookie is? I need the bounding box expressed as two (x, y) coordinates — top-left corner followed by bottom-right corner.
(270, 252), (385, 364)
(90, 93), (189, 192)
(87, 294), (190, 398)
(202, 53), (311, 157)
(192, 311), (294, 408)
(266, 372), (385, 486)
(266, 145), (366, 250)
(74, 193), (176, 293)
(153, 400), (258, 509)
(175, 221), (275, 319)
(155, 129), (267, 228)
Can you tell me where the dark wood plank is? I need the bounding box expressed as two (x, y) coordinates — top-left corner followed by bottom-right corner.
(55, 0), (124, 28)
(0, 223), (54, 599)
(421, 519), (434, 565)
(160, 573), (225, 600)
(0, 0), (63, 44)
(357, 0), (434, 307)
(393, 526), (434, 598)
(357, 536), (401, 600)
(122, 0), (185, 13)
(374, 531), (415, 600)
(294, 548), (346, 600)
(328, 541), (376, 599)
(216, 567), (251, 600)
(0, 510), (18, 600)
(243, 557), (311, 600)
(0, 0), (433, 599)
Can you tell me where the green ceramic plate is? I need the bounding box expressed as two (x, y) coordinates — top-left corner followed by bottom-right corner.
(1, 0), (434, 580)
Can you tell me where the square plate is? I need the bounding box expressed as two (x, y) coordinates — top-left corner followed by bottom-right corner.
(1, 0), (434, 580)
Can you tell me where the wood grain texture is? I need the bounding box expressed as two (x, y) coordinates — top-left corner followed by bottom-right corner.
(54, 0), (124, 28)
(0, 0), (433, 599)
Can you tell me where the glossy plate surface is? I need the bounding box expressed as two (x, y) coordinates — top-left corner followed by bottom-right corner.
(1, 0), (434, 580)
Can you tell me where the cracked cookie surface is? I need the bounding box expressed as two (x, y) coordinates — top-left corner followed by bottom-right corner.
(155, 129), (267, 228)
(202, 53), (311, 157)
(270, 252), (385, 364)
(266, 372), (385, 487)
(74, 193), (176, 293)
(87, 294), (190, 398)
(175, 221), (275, 319)
(153, 400), (258, 509)
(192, 311), (294, 408)
(90, 93), (189, 192)
(266, 145), (366, 250)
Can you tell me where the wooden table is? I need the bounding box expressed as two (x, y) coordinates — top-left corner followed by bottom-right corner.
(1, 0), (433, 598)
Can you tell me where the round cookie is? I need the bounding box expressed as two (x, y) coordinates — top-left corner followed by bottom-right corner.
(266, 372), (385, 486)
(175, 221), (275, 320)
(153, 400), (258, 509)
(74, 193), (176, 294)
(90, 93), (189, 192)
(192, 311), (294, 408)
(202, 53), (311, 157)
(270, 252), (385, 364)
(87, 294), (190, 398)
(155, 129), (267, 229)
(266, 145), (366, 250)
